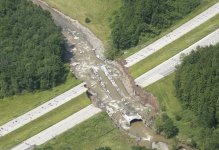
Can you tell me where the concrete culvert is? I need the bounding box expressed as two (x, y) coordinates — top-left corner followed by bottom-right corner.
(86, 91), (93, 98)
(130, 119), (143, 125)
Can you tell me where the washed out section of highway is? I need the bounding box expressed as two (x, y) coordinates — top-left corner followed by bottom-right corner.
(32, 0), (156, 130)
(0, 83), (87, 137)
(125, 2), (219, 67)
(6, 1), (219, 149)
(11, 104), (101, 150)
(135, 29), (219, 88)
(11, 28), (219, 148)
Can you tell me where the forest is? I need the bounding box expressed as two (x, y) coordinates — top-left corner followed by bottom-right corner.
(0, 0), (67, 98)
(111, 0), (201, 51)
(175, 44), (219, 149)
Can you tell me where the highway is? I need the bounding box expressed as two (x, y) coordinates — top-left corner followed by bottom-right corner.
(135, 29), (219, 88)
(2, 1), (219, 149)
(11, 104), (101, 150)
(125, 2), (219, 67)
(0, 83), (87, 137)
(11, 29), (219, 150)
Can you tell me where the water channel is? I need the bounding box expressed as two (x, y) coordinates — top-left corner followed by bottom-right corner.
(31, 0), (169, 149)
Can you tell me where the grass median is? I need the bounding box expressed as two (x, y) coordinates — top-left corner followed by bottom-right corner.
(129, 14), (219, 78)
(37, 112), (135, 150)
(0, 93), (90, 150)
(122, 0), (219, 58)
(0, 72), (81, 126)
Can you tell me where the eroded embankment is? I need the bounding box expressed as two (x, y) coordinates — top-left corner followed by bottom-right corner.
(31, 0), (163, 148)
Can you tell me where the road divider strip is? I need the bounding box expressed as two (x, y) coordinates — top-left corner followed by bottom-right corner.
(125, 2), (219, 67)
(0, 83), (87, 137)
(135, 29), (219, 88)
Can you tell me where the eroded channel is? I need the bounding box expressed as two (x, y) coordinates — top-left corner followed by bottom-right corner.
(31, 0), (168, 149)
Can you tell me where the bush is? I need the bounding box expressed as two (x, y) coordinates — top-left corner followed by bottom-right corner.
(95, 147), (111, 150)
(131, 146), (152, 150)
(85, 17), (91, 23)
(155, 113), (179, 138)
(175, 114), (182, 121)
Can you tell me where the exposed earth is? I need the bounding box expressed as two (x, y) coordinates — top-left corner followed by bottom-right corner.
(31, 0), (166, 148)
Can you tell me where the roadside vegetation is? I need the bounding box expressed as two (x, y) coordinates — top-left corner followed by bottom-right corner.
(0, 0), (68, 97)
(0, 73), (81, 125)
(121, 0), (219, 58)
(111, 0), (200, 50)
(0, 94), (90, 149)
(44, 0), (218, 59)
(146, 44), (219, 150)
(129, 14), (219, 78)
(36, 112), (136, 150)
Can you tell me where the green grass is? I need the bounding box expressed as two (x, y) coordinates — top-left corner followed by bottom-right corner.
(129, 14), (219, 78)
(37, 112), (135, 150)
(44, 0), (121, 48)
(0, 94), (90, 150)
(146, 73), (182, 118)
(0, 73), (81, 125)
(122, 0), (219, 58)
(145, 73), (213, 148)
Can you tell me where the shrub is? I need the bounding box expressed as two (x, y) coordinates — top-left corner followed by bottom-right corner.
(85, 17), (91, 23)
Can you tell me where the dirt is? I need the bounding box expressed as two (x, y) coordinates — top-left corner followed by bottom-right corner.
(31, 0), (168, 149)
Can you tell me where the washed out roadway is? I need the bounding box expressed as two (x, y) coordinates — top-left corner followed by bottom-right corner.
(1, 1), (218, 138)
(3, 1), (219, 149)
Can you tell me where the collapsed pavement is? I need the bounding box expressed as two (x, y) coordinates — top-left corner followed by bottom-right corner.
(32, 0), (159, 137)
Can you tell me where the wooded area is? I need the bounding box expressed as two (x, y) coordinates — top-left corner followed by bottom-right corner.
(111, 0), (201, 50)
(175, 44), (219, 149)
(0, 0), (67, 98)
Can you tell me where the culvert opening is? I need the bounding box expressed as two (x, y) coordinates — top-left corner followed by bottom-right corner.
(86, 91), (93, 100)
(130, 119), (143, 126)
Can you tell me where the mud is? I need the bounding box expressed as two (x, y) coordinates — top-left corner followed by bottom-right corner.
(31, 0), (166, 149)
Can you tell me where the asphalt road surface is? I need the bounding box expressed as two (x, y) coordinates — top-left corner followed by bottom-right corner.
(135, 29), (219, 88)
(125, 2), (219, 67)
(11, 105), (101, 150)
(0, 83), (87, 137)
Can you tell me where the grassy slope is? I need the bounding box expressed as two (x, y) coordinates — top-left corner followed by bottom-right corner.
(43, 0), (218, 54)
(0, 73), (81, 125)
(37, 112), (135, 150)
(44, 0), (121, 48)
(146, 74), (181, 118)
(122, 0), (219, 58)
(0, 94), (90, 149)
(129, 14), (219, 78)
(146, 73), (211, 146)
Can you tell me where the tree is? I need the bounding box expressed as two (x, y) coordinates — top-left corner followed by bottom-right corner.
(111, 0), (201, 51)
(0, 0), (67, 98)
(175, 44), (219, 128)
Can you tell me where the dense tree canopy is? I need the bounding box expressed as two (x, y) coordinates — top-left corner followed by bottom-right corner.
(175, 44), (219, 128)
(0, 0), (67, 98)
(111, 0), (201, 50)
